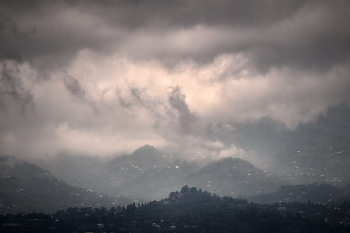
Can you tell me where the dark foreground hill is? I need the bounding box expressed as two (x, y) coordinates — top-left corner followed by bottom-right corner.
(1, 186), (350, 233)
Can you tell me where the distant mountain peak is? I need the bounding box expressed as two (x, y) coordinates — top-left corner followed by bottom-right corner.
(218, 157), (250, 164)
(210, 157), (255, 169)
(132, 144), (160, 155)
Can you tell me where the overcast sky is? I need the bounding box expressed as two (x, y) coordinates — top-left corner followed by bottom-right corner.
(1, 0), (350, 160)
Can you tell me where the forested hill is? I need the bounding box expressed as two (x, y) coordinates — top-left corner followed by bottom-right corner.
(1, 186), (350, 233)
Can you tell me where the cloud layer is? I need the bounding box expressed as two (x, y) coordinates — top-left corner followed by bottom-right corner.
(0, 0), (350, 160)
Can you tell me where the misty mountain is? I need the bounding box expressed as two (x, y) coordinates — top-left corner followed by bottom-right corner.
(0, 156), (140, 214)
(112, 159), (199, 200)
(209, 104), (350, 186)
(183, 157), (279, 198)
(0, 176), (120, 215)
(60, 145), (198, 200)
(38, 147), (281, 201)
(35, 136), (349, 203)
(93, 145), (175, 188)
(0, 155), (55, 180)
(34, 154), (105, 189)
(1, 153), (350, 217)
(34, 145), (175, 193)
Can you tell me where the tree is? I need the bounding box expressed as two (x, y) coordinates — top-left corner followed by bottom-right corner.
(180, 185), (189, 194)
(190, 187), (197, 193)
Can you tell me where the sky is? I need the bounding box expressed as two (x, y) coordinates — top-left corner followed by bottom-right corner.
(0, 0), (350, 160)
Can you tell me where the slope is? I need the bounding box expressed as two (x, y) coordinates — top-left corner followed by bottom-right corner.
(0, 156), (136, 214)
(183, 157), (279, 197)
(209, 104), (350, 186)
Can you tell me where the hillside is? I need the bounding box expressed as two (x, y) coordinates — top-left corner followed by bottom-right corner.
(0, 156), (140, 214)
(113, 159), (198, 200)
(0, 176), (124, 214)
(78, 145), (175, 193)
(183, 157), (279, 197)
(0, 155), (55, 180)
(47, 148), (280, 200)
(208, 104), (350, 186)
(62, 145), (199, 200)
(35, 142), (350, 202)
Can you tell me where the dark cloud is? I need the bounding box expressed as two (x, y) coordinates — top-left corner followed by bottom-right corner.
(168, 86), (200, 135)
(0, 61), (33, 114)
(63, 73), (99, 114)
(64, 74), (85, 100)
(4, 50), (23, 63)
(86, 0), (307, 29)
(116, 88), (132, 109)
(1, 0), (349, 75)
(130, 87), (145, 105)
(116, 85), (163, 116)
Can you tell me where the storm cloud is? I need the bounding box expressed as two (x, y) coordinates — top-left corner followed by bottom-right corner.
(0, 0), (349, 160)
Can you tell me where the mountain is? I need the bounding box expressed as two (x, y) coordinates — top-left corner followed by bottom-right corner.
(34, 154), (104, 189)
(90, 145), (175, 190)
(0, 156), (138, 214)
(0, 155), (55, 180)
(73, 145), (199, 200)
(183, 157), (279, 197)
(208, 104), (350, 186)
(113, 159), (198, 200)
(36, 147), (281, 201)
(0, 176), (122, 214)
(36, 142), (349, 202)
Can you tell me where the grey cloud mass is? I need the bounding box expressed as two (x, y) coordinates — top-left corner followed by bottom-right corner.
(168, 86), (200, 136)
(0, 62), (33, 114)
(64, 74), (85, 100)
(0, 0), (349, 161)
(1, 1), (349, 73)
